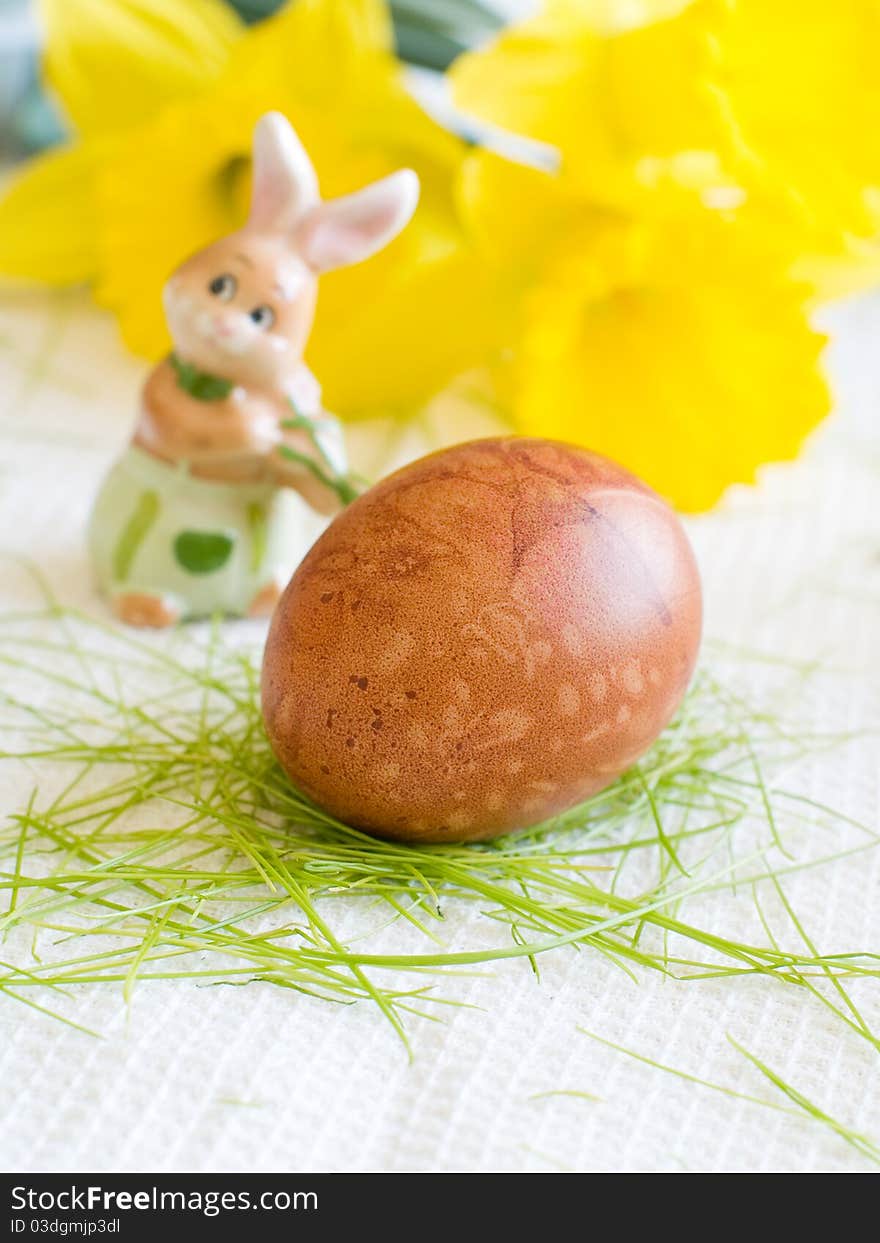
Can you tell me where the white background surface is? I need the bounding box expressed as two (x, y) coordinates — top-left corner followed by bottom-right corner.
(0, 285), (878, 1173)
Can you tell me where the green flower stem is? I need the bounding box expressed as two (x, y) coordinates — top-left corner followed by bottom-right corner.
(279, 402), (364, 506)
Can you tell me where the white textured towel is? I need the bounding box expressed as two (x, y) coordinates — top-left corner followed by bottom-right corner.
(0, 286), (878, 1173)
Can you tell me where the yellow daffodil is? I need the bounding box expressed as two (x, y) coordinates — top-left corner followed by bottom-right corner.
(709, 0), (880, 250)
(714, 0), (880, 296)
(452, 0), (739, 215)
(0, 0), (499, 417)
(458, 152), (828, 512)
(454, 0), (880, 250)
(449, 1), (846, 511)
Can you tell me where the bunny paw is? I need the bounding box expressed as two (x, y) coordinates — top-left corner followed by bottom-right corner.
(248, 578), (283, 618)
(112, 592), (181, 628)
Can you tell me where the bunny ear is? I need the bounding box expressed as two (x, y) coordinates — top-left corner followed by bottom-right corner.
(248, 112), (319, 233)
(296, 169), (420, 273)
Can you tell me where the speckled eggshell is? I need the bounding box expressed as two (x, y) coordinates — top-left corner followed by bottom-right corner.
(261, 437), (702, 843)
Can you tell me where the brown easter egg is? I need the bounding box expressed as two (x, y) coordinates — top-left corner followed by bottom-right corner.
(261, 438), (702, 843)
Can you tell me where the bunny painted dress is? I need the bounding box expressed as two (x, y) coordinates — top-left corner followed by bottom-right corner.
(89, 365), (346, 620)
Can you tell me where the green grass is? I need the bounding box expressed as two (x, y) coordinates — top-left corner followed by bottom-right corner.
(575, 1028), (880, 1168)
(0, 581), (876, 1053)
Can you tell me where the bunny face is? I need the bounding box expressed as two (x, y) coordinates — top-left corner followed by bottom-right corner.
(163, 233), (317, 391)
(161, 113), (420, 395)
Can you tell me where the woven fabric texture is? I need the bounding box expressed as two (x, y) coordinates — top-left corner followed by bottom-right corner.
(0, 288), (878, 1173)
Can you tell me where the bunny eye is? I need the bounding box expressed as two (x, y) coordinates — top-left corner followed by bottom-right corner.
(249, 305), (276, 330)
(208, 274), (237, 301)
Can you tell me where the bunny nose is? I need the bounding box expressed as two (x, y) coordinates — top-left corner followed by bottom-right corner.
(213, 314), (234, 338)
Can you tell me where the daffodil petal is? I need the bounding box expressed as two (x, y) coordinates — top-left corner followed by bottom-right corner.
(516, 257), (828, 513)
(228, 1), (449, 185)
(450, 4), (595, 157)
(310, 240), (505, 416)
(458, 150), (590, 275)
(450, 0), (726, 209)
(796, 238), (880, 304)
(232, 0), (393, 87)
(93, 100), (254, 357)
(38, 0), (242, 136)
(568, 0), (694, 33)
(712, 0), (880, 246)
(0, 143), (100, 283)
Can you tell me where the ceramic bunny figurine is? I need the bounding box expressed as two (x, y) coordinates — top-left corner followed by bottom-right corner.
(89, 112), (419, 626)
